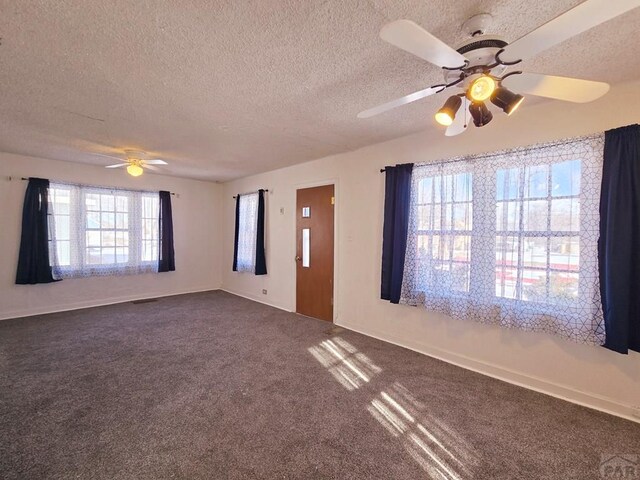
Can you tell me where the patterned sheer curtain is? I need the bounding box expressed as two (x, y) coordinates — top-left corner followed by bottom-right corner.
(235, 192), (259, 272)
(400, 134), (605, 345)
(48, 182), (159, 278)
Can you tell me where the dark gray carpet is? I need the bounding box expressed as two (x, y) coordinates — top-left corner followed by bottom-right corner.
(1, 291), (638, 479)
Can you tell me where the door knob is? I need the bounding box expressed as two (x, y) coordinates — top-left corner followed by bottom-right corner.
(295, 256), (301, 262)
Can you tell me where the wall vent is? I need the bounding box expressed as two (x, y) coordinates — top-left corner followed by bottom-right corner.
(131, 298), (158, 305)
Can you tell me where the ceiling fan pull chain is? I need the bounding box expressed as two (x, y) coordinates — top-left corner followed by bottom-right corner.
(464, 98), (468, 128)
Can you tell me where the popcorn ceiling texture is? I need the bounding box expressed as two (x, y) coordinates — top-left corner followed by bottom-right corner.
(0, 0), (639, 181)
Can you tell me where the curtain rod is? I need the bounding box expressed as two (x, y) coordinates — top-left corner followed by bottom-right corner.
(232, 189), (268, 199)
(14, 177), (177, 196)
(379, 132), (603, 172)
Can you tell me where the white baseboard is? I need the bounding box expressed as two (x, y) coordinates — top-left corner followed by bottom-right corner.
(338, 321), (640, 424)
(219, 288), (292, 313)
(0, 285), (221, 321)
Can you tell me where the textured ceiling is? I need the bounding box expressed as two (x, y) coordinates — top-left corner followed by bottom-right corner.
(1, 0), (639, 181)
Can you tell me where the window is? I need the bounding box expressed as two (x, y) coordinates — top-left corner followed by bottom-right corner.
(48, 187), (71, 266)
(233, 190), (267, 275)
(401, 135), (605, 345)
(48, 183), (160, 278)
(141, 195), (160, 262)
(235, 192), (259, 272)
(414, 170), (472, 294)
(495, 160), (581, 303)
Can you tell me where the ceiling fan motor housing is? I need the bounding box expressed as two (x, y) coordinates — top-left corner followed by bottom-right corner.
(444, 35), (509, 85)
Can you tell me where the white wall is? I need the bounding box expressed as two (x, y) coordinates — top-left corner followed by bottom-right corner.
(221, 80), (640, 421)
(0, 152), (223, 319)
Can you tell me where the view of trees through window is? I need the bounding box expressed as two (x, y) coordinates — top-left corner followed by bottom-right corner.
(496, 160), (580, 303)
(413, 159), (581, 305)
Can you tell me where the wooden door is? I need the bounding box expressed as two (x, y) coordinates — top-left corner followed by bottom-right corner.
(296, 185), (334, 322)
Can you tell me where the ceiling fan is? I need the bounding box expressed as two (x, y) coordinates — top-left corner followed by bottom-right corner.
(358, 0), (640, 136)
(98, 149), (168, 177)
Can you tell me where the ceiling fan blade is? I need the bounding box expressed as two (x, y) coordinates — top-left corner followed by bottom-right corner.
(500, 0), (640, 63)
(105, 163), (128, 168)
(93, 152), (125, 161)
(445, 100), (469, 137)
(144, 159), (168, 165)
(380, 20), (467, 68)
(142, 164), (160, 171)
(358, 86), (444, 119)
(503, 73), (609, 103)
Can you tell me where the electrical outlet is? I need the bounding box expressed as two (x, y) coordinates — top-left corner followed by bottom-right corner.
(262, 289), (267, 295)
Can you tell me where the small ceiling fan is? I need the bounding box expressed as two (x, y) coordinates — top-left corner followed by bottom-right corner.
(98, 149), (168, 177)
(358, 0), (640, 136)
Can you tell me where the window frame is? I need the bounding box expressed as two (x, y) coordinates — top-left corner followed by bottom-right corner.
(405, 152), (591, 311)
(235, 192), (259, 273)
(493, 159), (582, 307)
(48, 183), (160, 278)
(413, 171), (473, 297)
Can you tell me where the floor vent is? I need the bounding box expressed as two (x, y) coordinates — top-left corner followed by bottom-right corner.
(131, 298), (158, 305)
(324, 326), (345, 335)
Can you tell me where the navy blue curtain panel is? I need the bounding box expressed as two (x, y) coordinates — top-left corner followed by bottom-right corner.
(232, 194), (241, 271)
(16, 177), (57, 285)
(381, 163), (414, 303)
(158, 191), (176, 272)
(255, 189), (267, 275)
(599, 124), (640, 354)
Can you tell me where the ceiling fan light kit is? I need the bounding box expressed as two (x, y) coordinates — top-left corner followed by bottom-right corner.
(358, 0), (640, 136)
(435, 95), (462, 126)
(491, 87), (525, 115)
(126, 163), (144, 177)
(467, 75), (496, 102)
(469, 101), (493, 127)
(102, 149), (169, 176)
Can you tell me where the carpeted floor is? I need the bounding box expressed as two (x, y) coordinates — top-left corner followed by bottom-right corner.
(0, 291), (638, 479)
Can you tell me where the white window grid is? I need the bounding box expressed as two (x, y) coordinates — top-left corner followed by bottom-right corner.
(49, 184), (159, 278)
(48, 187), (71, 266)
(414, 172), (473, 294)
(495, 161), (581, 304)
(236, 192), (259, 273)
(141, 195), (159, 262)
(400, 134), (604, 345)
